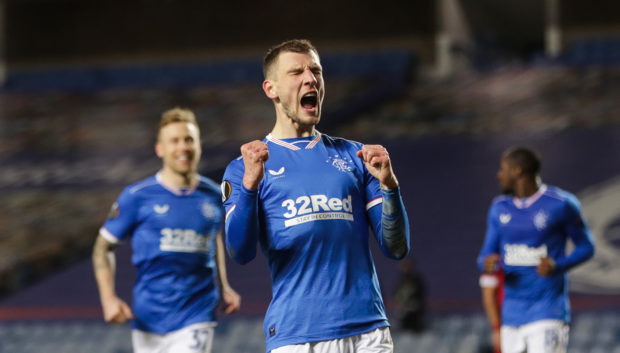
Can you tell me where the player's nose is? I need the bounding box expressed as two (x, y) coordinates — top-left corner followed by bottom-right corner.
(302, 68), (318, 86)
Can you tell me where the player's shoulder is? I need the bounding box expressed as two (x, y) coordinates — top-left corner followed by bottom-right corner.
(490, 194), (511, 207)
(197, 175), (221, 195)
(542, 184), (581, 208)
(125, 174), (159, 196)
(321, 133), (363, 150)
(223, 154), (245, 178)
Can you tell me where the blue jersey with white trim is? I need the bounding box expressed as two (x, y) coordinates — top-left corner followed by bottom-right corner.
(100, 173), (224, 334)
(223, 133), (390, 351)
(477, 185), (594, 327)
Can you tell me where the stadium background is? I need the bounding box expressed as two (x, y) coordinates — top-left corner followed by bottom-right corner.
(1, 0), (619, 352)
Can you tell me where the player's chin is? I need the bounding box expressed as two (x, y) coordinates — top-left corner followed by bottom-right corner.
(173, 164), (194, 174)
(299, 111), (321, 125)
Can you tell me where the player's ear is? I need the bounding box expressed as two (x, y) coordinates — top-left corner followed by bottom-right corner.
(513, 165), (523, 177)
(263, 79), (278, 99)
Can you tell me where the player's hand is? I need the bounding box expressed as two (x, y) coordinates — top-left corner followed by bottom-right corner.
(483, 253), (501, 274)
(101, 295), (133, 324)
(537, 256), (556, 276)
(241, 140), (269, 190)
(221, 286), (241, 314)
(356, 145), (398, 189)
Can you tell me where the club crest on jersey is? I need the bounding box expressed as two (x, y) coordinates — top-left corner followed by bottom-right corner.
(534, 210), (548, 230)
(499, 213), (511, 224)
(154, 204), (169, 214)
(221, 180), (232, 202)
(326, 155), (353, 173)
(202, 203), (217, 219)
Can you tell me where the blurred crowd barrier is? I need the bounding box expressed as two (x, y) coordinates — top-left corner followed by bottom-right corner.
(1, 312), (619, 353)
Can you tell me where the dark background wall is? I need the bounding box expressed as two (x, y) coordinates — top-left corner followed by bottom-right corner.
(4, 0), (436, 63)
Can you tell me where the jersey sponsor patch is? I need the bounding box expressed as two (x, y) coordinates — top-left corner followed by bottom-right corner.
(504, 243), (548, 266)
(281, 194), (354, 227)
(159, 228), (212, 253)
(221, 180), (232, 202)
(107, 202), (120, 219)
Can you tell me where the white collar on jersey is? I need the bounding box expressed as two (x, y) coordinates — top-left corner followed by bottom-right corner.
(266, 132), (322, 151)
(513, 184), (547, 209)
(156, 171), (198, 196)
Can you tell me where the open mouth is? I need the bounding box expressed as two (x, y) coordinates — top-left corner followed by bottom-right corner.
(300, 92), (318, 109)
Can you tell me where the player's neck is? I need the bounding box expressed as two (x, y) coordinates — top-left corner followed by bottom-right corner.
(514, 177), (541, 198)
(159, 168), (197, 188)
(271, 121), (316, 139)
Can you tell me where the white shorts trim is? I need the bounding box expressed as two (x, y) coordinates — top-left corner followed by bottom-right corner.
(271, 327), (393, 353)
(132, 322), (217, 353)
(501, 319), (569, 353)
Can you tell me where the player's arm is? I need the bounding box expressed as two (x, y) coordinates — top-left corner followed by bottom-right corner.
(224, 140), (268, 264)
(359, 144), (410, 259)
(480, 274), (501, 351)
(92, 233), (133, 324)
(539, 197), (595, 276)
(215, 231), (241, 314)
(477, 205), (501, 272)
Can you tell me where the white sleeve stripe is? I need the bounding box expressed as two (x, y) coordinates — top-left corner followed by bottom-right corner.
(99, 227), (120, 244)
(225, 204), (237, 221)
(366, 197), (383, 211)
(479, 274), (499, 288)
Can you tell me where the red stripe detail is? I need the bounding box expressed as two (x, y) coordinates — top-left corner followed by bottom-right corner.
(305, 133), (322, 149)
(266, 135), (301, 150)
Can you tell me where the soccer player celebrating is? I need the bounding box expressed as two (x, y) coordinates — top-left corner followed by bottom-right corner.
(222, 39), (411, 353)
(478, 147), (594, 353)
(93, 108), (240, 353)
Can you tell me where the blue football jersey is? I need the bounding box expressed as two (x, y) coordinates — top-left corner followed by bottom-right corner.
(100, 173), (224, 334)
(222, 133), (392, 351)
(477, 185), (594, 327)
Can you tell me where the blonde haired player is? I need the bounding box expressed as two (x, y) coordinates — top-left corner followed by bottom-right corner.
(93, 108), (240, 353)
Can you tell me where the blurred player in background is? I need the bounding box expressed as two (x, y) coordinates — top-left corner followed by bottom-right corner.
(92, 108), (240, 353)
(478, 147), (594, 353)
(222, 39), (411, 352)
(480, 265), (504, 353)
(394, 257), (427, 333)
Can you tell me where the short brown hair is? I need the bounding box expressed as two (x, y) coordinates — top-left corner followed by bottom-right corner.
(263, 39), (319, 79)
(157, 107), (198, 140)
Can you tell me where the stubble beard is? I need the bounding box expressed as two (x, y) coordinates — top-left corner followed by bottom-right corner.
(282, 102), (320, 128)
